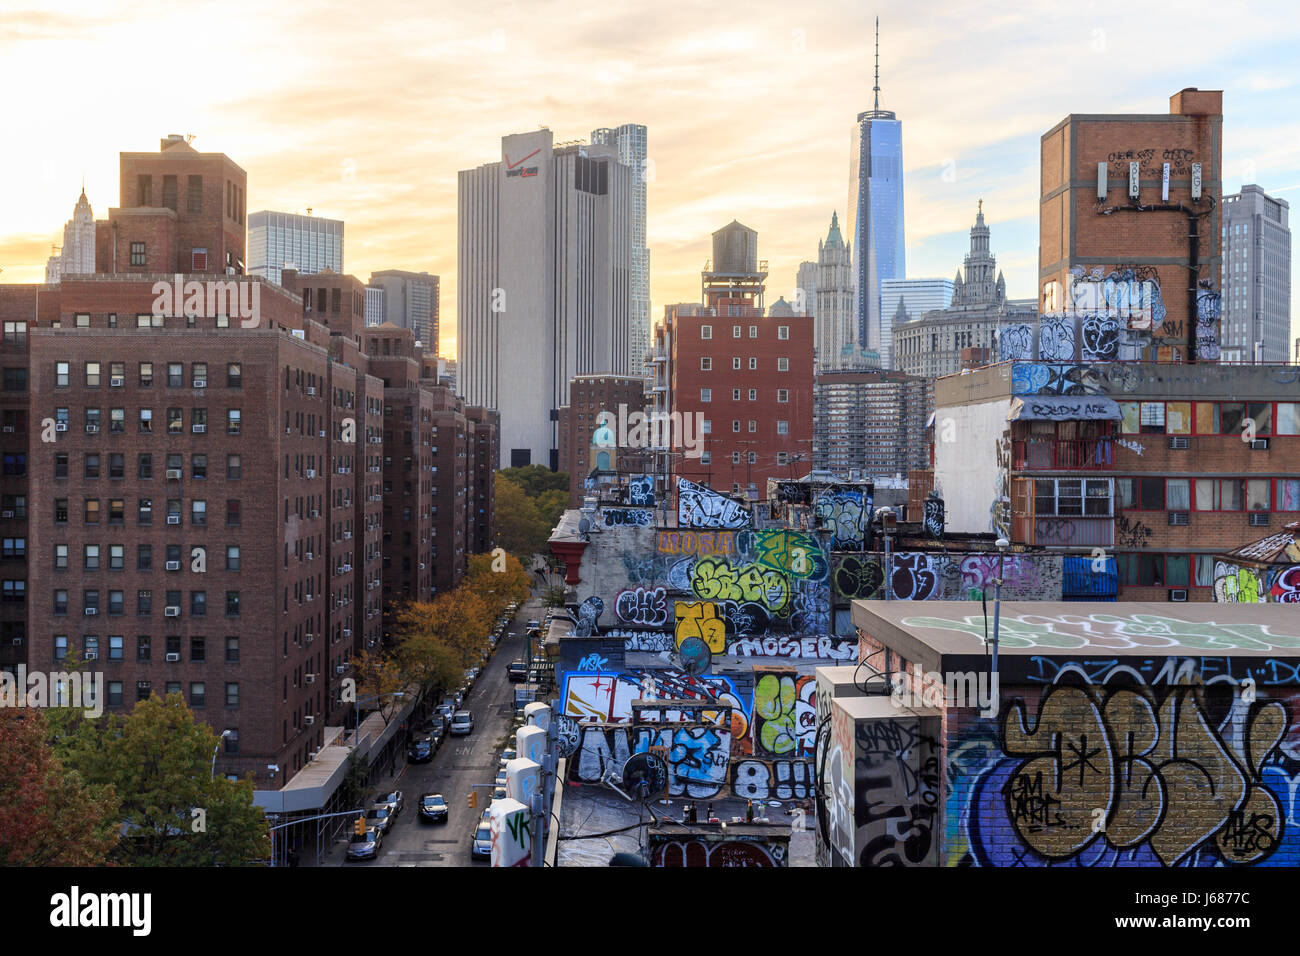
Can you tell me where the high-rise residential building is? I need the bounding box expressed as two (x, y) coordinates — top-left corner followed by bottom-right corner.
(880, 277), (954, 327)
(248, 210), (344, 287)
(1039, 88), (1223, 363)
(0, 140), (497, 834)
(458, 129), (634, 470)
(893, 204), (1035, 379)
(847, 21), (905, 368)
(591, 124), (650, 372)
(814, 367), (932, 479)
(364, 285), (385, 326)
(1220, 185), (1291, 364)
(652, 222), (815, 501)
(45, 187), (97, 283)
(368, 270), (438, 354)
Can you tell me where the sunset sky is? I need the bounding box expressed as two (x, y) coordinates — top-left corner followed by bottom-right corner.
(2, 0), (1297, 357)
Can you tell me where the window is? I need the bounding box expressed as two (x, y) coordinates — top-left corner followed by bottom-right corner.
(227, 363), (242, 387)
(1278, 403), (1300, 436)
(85, 362), (101, 387)
(84, 500), (100, 524)
(226, 591), (240, 617)
(732, 451), (741, 465)
(138, 498), (153, 525)
(1196, 479), (1245, 511)
(731, 389), (741, 401)
(748, 420), (757, 433)
(55, 499), (68, 523)
(778, 325), (789, 340)
(190, 682), (206, 708)
(1247, 478), (1271, 511)
(733, 357), (742, 370)
(192, 455), (207, 480)
(107, 682), (123, 706)
(225, 636), (240, 663)
(699, 357), (712, 371)
(168, 363), (183, 388)
(777, 420), (789, 435)
(54, 453), (68, 478)
(130, 242), (146, 267)
(732, 420), (741, 433)
(732, 326), (741, 338)
(1219, 403), (1246, 436)
(700, 325), (712, 339)
(226, 409), (241, 434)
(700, 388), (711, 402)
(84, 544), (100, 570)
(226, 683), (239, 707)
(139, 363), (153, 387)
(108, 590), (124, 615)
(55, 544), (68, 570)
(137, 636), (151, 661)
(108, 454), (125, 480)
(3, 453), (25, 476)
(54, 590), (68, 615)
(138, 454), (153, 480)
(749, 358), (758, 370)
(192, 408), (207, 431)
(137, 590), (152, 615)
(777, 389), (789, 403)
(777, 357), (789, 372)
(54, 635), (68, 661)
(749, 326), (758, 338)
(137, 546), (152, 571)
(1278, 479), (1300, 512)
(1166, 479), (1191, 511)
(56, 362), (70, 388)
(1035, 478), (1113, 516)
(226, 500), (241, 526)
(191, 591), (207, 617)
(192, 500), (207, 526)
(166, 408), (182, 434)
(109, 544), (124, 570)
(226, 546), (240, 571)
(226, 455), (242, 480)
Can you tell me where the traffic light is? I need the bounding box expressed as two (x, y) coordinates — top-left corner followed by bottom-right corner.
(354, 816), (366, 837)
(467, 790), (477, 809)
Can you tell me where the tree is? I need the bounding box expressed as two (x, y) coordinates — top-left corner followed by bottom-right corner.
(493, 473), (552, 560)
(499, 465), (569, 499)
(0, 710), (119, 866)
(61, 695), (270, 866)
(535, 487), (569, 531)
(393, 591), (495, 671)
(353, 647), (408, 725)
(463, 551), (532, 613)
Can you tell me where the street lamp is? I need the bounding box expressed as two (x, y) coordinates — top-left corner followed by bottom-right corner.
(211, 729), (232, 779)
(991, 537), (1009, 683)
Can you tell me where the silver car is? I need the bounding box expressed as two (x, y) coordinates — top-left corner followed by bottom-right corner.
(347, 827), (383, 861)
(365, 806), (395, 835)
(450, 710), (474, 735)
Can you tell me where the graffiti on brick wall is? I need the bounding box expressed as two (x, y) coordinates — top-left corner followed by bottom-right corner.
(628, 475), (656, 507)
(678, 478), (752, 529)
(812, 489), (869, 551)
(950, 679), (1295, 866)
(731, 758), (812, 801)
(649, 833), (787, 867)
(1080, 314), (1120, 362)
(656, 530), (734, 557)
(561, 668), (744, 725)
(752, 669), (817, 758)
(674, 600), (726, 653)
(826, 552), (1065, 602)
(890, 553), (941, 601)
(1196, 284), (1222, 362)
(856, 718), (941, 866)
(959, 553), (1063, 601)
(922, 496), (944, 540)
(1116, 514), (1153, 549)
(575, 596), (604, 637)
(1216, 562), (1265, 604)
(992, 432), (1012, 540)
(634, 724), (732, 798)
(1037, 317), (1075, 362)
(728, 635), (856, 660)
(604, 508), (652, 527)
(1273, 567), (1300, 603)
(998, 324), (1035, 362)
(615, 586), (669, 626)
(1011, 362), (1107, 397)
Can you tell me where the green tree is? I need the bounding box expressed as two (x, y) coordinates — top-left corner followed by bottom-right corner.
(494, 473), (552, 560)
(499, 465), (569, 499)
(62, 695), (270, 866)
(0, 710), (119, 866)
(464, 551), (532, 613)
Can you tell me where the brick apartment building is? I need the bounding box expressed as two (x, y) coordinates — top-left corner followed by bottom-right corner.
(556, 373), (651, 508)
(813, 367), (931, 479)
(934, 360), (1300, 601)
(650, 222), (815, 502)
(0, 138), (495, 794)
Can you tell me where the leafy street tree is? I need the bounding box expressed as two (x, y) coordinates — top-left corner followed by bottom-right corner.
(0, 710), (119, 866)
(353, 647), (408, 725)
(392, 590), (494, 672)
(498, 464), (569, 499)
(493, 473), (553, 560)
(463, 551), (532, 611)
(60, 694), (270, 866)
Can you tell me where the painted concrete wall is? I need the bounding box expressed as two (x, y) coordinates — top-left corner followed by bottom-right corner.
(933, 398), (1012, 536)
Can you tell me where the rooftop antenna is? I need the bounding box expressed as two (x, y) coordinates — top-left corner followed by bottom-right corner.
(873, 17), (880, 112)
(185, 133), (196, 144)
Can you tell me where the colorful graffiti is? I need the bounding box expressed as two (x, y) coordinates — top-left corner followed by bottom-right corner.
(753, 669), (817, 758)
(604, 508), (652, 527)
(649, 833), (787, 867)
(1216, 561), (1264, 604)
(731, 758), (813, 801)
(674, 601), (726, 653)
(678, 478), (752, 530)
(813, 489), (869, 550)
(656, 529), (734, 557)
(628, 475), (656, 507)
(1274, 567), (1300, 604)
(728, 635), (856, 660)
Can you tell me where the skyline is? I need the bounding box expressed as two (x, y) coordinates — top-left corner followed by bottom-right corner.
(1, 0), (1298, 357)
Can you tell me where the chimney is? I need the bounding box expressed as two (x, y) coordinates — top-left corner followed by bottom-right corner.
(160, 133), (186, 151)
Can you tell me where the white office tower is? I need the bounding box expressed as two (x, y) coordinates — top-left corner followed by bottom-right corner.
(591, 123), (650, 373)
(45, 187), (97, 283)
(364, 285), (385, 327)
(803, 212), (858, 370)
(247, 210), (344, 286)
(1220, 185), (1291, 364)
(458, 129), (634, 470)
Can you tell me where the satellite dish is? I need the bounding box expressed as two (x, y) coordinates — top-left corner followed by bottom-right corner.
(621, 752), (669, 801)
(578, 517), (591, 534)
(675, 636), (711, 676)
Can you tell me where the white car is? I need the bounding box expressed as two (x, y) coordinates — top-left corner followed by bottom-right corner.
(450, 710), (474, 735)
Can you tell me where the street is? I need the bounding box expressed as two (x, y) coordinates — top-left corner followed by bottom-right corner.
(328, 593), (542, 867)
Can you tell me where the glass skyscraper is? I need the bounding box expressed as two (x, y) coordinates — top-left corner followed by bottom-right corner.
(846, 28), (905, 369)
(247, 210), (344, 287)
(591, 124), (650, 374)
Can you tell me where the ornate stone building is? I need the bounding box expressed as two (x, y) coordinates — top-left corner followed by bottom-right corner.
(44, 187), (97, 283)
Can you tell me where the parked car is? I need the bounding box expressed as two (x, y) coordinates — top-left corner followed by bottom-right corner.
(507, 660), (529, 682)
(418, 793), (449, 824)
(347, 827), (383, 861)
(408, 737), (434, 763)
(470, 822), (492, 860)
(492, 786), (508, 801)
(450, 710), (474, 735)
(436, 702), (456, 724)
(494, 771), (508, 789)
(373, 790), (405, 816)
(365, 806), (395, 835)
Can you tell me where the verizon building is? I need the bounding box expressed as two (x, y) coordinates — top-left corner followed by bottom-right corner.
(458, 129), (633, 470)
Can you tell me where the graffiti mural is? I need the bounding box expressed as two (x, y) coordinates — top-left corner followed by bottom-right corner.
(1080, 314), (1120, 362)
(1037, 317), (1075, 362)
(731, 758), (813, 801)
(678, 478), (752, 530)
(674, 600), (726, 653)
(615, 586), (669, 626)
(856, 718), (941, 867)
(649, 833), (787, 867)
(890, 554), (941, 601)
(1196, 284), (1222, 362)
(575, 596), (604, 637)
(922, 496), (944, 540)
(1273, 567), (1300, 604)
(656, 529), (734, 557)
(998, 324), (1035, 361)
(752, 669), (817, 758)
(604, 508), (652, 527)
(833, 554), (885, 600)
(628, 475), (656, 507)
(812, 489), (869, 551)
(728, 635), (856, 660)
(1215, 561), (1265, 604)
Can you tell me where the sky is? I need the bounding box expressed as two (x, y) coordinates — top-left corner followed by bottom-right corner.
(2, 0), (1298, 358)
